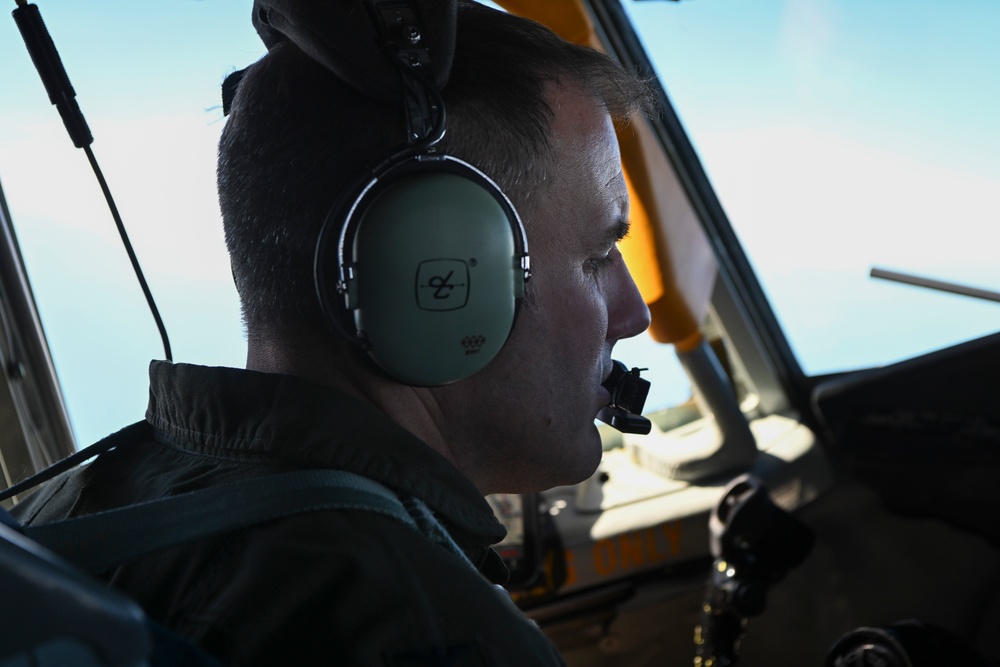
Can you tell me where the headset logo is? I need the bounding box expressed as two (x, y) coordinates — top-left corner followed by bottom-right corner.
(416, 260), (469, 311)
(462, 335), (486, 355)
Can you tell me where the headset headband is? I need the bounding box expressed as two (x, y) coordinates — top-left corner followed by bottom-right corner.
(248, 0), (456, 102)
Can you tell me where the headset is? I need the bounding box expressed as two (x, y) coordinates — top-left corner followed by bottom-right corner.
(309, 1), (530, 387)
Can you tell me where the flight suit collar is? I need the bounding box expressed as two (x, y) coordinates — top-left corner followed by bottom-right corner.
(145, 361), (508, 577)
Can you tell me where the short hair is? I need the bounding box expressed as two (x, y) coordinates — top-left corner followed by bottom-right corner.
(218, 1), (654, 340)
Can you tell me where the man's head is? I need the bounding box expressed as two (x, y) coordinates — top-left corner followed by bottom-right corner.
(219, 2), (650, 341)
(218, 1), (654, 492)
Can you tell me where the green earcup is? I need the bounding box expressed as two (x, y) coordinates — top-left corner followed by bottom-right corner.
(317, 156), (529, 386)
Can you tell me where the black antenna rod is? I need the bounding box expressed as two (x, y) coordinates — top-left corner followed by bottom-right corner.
(870, 267), (1000, 305)
(12, 0), (173, 361)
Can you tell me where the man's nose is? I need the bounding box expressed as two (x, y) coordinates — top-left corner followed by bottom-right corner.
(607, 255), (651, 342)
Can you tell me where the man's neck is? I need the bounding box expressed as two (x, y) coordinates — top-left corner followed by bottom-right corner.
(245, 334), (472, 489)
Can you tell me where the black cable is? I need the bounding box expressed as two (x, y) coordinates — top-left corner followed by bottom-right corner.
(14, 1), (172, 362)
(83, 145), (172, 362)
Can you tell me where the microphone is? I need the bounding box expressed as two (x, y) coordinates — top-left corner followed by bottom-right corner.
(598, 360), (652, 435)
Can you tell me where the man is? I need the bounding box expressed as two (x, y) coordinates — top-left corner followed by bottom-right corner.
(14, 2), (652, 664)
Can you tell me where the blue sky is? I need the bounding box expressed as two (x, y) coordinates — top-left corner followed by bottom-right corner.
(624, 0), (1000, 373)
(1, 1), (998, 447)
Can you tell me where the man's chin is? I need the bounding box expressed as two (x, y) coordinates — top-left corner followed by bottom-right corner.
(555, 424), (605, 488)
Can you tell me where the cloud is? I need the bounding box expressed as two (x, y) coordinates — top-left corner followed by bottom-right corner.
(697, 125), (1000, 277)
(0, 113), (230, 282)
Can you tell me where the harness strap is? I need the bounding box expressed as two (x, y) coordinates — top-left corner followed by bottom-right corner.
(24, 469), (471, 575)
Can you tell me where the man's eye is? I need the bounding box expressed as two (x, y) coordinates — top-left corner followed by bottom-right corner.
(587, 254), (615, 273)
(587, 244), (623, 277)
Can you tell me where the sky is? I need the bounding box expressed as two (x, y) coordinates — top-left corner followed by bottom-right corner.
(0, 0), (998, 447)
(623, 0), (1000, 373)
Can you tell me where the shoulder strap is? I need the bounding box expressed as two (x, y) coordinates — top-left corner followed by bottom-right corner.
(12, 422), (476, 576)
(24, 469), (419, 574)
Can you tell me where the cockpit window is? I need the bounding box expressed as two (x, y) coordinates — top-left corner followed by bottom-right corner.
(622, 0), (1000, 376)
